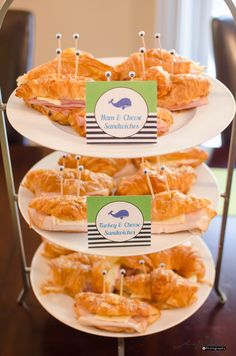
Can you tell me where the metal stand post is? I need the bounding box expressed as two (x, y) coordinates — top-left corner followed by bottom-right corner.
(117, 338), (125, 356)
(214, 114), (236, 303)
(213, 0), (236, 303)
(0, 93), (30, 307)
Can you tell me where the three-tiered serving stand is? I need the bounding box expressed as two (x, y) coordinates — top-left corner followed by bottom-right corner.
(0, 1), (236, 355)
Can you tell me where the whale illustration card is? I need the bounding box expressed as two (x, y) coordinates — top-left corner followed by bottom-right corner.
(87, 196), (152, 248)
(85, 81), (157, 144)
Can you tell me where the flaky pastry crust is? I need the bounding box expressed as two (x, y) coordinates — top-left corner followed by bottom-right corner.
(74, 292), (159, 317)
(28, 195), (87, 221)
(116, 166), (196, 195)
(152, 190), (215, 221)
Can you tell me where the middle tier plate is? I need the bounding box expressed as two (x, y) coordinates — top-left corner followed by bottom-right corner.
(18, 151), (219, 256)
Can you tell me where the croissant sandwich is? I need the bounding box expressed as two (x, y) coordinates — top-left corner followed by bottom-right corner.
(23, 168), (114, 196)
(17, 48), (118, 84)
(133, 65), (209, 111)
(74, 292), (160, 333)
(120, 244), (205, 281)
(16, 74), (91, 128)
(116, 165), (196, 195)
(58, 155), (132, 178)
(152, 190), (216, 234)
(132, 147), (208, 169)
(41, 253), (92, 296)
(158, 74), (211, 111)
(114, 49), (204, 80)
(115, 267), (198, 309)
(28, 195), (87, 232)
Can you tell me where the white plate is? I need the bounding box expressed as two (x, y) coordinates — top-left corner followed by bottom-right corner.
(30, 236), (215, 338)
(7, 58), (235, 158)
(18, 151), (219, 256)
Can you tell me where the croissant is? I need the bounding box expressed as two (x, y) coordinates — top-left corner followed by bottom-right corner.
(148, 245), (205, 281)
(151, 268), (198, 309)
(132, 147), (208, 169)
(41, 253), (91, 296)
(28, 195), (87, 232)
(116, 165), (196, 195)
(74, 292), (160, 333)
(16, 74), (92, 125)
(114, 49), (203, 80)
(58, 154), (130, 177)
(120, 244), (205, 281)
(23, 168), (114, 196)
(41, 240), (74, 259)
(115, 267), (198, 309)
(158, 74), (211, 111)
(17, 48), (118, 84)
(152, 190), (216, 233)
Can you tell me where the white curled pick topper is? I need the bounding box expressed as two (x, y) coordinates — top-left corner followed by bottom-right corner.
(85, 81), (157, 144)
(86, 196), (152, 248)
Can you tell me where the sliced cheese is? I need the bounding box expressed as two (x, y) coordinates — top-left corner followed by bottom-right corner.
(52, 216), (86, 226)
(37, 97), (61, 105)
(94, 315), (130, 323)
(156, 214), (186, 225)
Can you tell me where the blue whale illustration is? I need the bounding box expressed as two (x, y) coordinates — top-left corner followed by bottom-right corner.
(108, 210), (129, 219)
(109, 98), (132, 110)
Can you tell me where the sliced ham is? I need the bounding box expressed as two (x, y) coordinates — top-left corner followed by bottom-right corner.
(157, 118), (169, 135)
(167, 97), (208, 111)
(27, 98), (85, 109)
(76, 307), (149, 333)
(152, 208), (212, 234)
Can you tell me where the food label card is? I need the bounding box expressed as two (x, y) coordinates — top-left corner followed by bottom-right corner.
(85, 81), (157, 144)
(87, 196), (152, 248)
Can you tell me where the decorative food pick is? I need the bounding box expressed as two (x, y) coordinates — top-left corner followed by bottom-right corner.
(105, 71), (112, 82)
(156, 155), (161, 172)
(144, 168), (155, 198)
(139, 259), (146, 274)
(154, 33), (162, 51)
(73, 33), (80, 52)
(139, 47), (146, 79)
(169, 50), (175, 77)
(141, 157), (145, 165)
(102, 270), (107, 294)
(59, 166), (64, 195)
(159, 262), (167, 275)
(75, 155), (81, 168)
(160, 165), (171, 199)
(56, 48), (62, 79)
(75, 49), (81, 77)
(77, 165), (83, 196)
(62, 153), (67, 168)
(119, 269), (126, 297)
(56, 33), (62, 49)
(129, 71), (136, 81)
(138, 30), (146, 49)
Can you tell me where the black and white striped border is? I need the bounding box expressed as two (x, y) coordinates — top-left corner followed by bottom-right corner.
(86, 113), (157, 144)
(87, 221), (151, 248)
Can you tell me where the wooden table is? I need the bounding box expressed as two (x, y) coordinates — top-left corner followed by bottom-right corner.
(0, 145), (235, 356)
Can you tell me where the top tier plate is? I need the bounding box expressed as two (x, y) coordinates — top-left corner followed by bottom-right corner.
(6, 57), (235, 158)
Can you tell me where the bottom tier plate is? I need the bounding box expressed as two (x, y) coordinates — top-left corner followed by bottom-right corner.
(30, 236), (215, 338)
